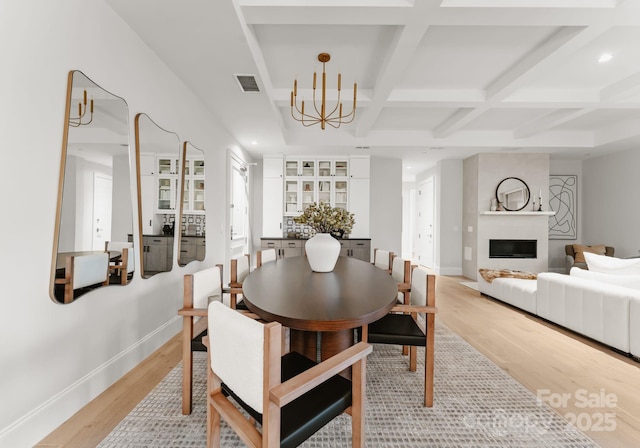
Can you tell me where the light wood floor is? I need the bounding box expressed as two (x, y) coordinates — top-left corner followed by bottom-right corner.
(37, 275), (640, 448)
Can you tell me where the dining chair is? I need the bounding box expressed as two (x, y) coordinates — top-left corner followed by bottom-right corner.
(105, 241), (134, 285)
(373, 248), (394, 274)
(390, 255), (415, 355)
(228, 254), (250, 310)
(361, 268), (437, 406)
(54, 252), (110, 304)
(205, 300), (373, 448)
(178, 264), (223, 415)
(256, 248), (277, 267)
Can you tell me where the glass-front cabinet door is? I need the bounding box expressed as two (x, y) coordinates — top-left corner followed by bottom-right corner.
(318, 159), (348, 177)
(301, 180), (315, 211)
(157, 177), (178, 211)
(334, 180), (348, 209)
(318, 180), (332, 204)
(285, 180), (299, 215)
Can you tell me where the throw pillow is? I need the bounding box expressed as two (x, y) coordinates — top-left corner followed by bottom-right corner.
(572, 244), (606, 263)
(583, 252), (640, 275)
(570, 267), (640, 290)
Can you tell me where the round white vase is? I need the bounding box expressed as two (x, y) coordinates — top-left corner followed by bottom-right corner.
(305, 233), (341, 272)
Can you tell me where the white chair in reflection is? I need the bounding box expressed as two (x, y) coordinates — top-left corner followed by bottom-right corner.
(373, 248), (394, 274)
(54, 253), (110, 304)
(105, 241), (134, 285)
(256, 248), (277, 267)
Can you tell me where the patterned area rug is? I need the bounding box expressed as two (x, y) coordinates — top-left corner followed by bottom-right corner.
(99, 322), (599, 447)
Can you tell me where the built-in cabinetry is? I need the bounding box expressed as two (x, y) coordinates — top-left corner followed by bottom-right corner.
(181, 159), (205, 214)
(261, 238), (305, 258)
(179, 236), (206, 264)
(262, 155), (370, 238)
(260, 238), (371, 262)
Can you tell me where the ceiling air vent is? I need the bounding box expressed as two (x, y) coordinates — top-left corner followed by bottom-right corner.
(235, 74), (260, 93)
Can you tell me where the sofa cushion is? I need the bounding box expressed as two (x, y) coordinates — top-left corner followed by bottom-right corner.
(584, 252), (640, 275)
(570, 267), (640, 290)
(573, 244), (606, 263)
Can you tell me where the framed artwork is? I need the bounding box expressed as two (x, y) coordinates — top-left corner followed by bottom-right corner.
(548, 174), (577, 240)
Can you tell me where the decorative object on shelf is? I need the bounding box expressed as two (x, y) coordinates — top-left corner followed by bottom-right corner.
(490, 198), (498, 211)
(495, 177), (530, 211)
(293, 202), (355, 272)
(290, 52), (357, 130)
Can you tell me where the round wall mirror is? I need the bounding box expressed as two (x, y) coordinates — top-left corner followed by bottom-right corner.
(496, 177), (530, 211)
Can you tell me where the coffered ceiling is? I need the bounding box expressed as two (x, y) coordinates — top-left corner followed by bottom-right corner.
(106, 0), (640, 179)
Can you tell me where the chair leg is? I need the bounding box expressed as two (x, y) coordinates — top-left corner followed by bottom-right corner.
(351, 358), (366, 448)
(409, 346), (417, 372)
(182, 318), (194, 415)
(207, 369), (221, 448)
(425, 315), (435, 407)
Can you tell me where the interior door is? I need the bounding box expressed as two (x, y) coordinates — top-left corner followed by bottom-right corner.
(92, 173), (112, 250)
(416, 177), (434, 268)
(229, 155), (249, 260)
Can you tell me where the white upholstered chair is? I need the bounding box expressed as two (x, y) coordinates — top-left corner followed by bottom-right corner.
(228, 254), (250, 310)
(178, 265), (223, 415)
(205, 301), (372, 448)
(256, 248), (277, 267)
(373, 248), (394, 274)
(54, 253), (109, 304)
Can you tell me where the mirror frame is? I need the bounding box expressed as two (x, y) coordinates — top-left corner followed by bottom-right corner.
(178, 141), (206, 266)
(495, 176), (530, 211)
(134, 113), (181, 278)
(50, 70), (133, 303)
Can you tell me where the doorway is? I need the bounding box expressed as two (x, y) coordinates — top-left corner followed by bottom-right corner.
(92, 173), (112, 250)
(416, 177), (434, 268)
(229, 155), (249, 260)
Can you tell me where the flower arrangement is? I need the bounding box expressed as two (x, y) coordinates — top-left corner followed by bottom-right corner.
(293, 202), (355, 236)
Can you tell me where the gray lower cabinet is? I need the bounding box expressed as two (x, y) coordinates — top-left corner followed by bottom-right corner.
(179, 237), (206, 265)
(261, 239), (303, 258)
(261, 238), (370, 262)
(144, 236), (170, 273)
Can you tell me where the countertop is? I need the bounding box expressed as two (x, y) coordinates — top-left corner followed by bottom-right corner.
(260, 237), (370, 240)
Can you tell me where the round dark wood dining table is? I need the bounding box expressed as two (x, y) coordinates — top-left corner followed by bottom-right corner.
(242, 255), (398, 362)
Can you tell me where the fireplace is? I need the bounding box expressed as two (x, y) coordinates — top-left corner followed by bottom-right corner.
(489, 239), (537, 259)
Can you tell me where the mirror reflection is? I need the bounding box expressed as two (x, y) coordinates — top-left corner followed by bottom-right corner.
(178, 142), (206, 266)
(51, 70), (134, 304)
(496, 177), (530, 211)
(134, 113), (181, 278)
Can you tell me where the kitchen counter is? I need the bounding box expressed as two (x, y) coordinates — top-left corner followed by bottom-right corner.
(260, 237), (370, 240)
(261, 237), (371, 262)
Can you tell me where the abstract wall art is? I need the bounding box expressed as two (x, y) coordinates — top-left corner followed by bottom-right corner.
(548, 174), (577, 240)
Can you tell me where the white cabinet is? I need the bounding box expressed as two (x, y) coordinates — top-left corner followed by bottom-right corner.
(181, 158), (205, 214)
(317, 159), (349, 177)
(156, 155), (180, 212)
(285, 159), (316, 177)
(262, 155), (284, 237)
(349, 156), (370, 237)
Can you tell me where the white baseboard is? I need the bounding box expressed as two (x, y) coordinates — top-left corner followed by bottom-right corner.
(0, 316), (181, 448)
(438, 266), (463, 276)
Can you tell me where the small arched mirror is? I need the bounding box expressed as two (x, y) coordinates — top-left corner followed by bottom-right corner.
(50, 71), (134, 304)
(134, 113), (181, 278)
(178, 142), (206, 266)
(496, 177), (530, 211)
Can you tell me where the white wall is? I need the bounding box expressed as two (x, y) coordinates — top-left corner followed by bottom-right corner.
(0, 1), (240, 445)
(369, 157), (402, 259)
(582, 148), (640, 259)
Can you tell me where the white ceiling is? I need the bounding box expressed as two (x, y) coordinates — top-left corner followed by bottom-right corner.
(105, 0), (640, 180)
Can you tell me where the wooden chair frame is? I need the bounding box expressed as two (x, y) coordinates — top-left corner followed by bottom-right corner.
(256, 248), (277, 267)
(104, 241), (133, 285)
(205, 319), (372, 448)
(54, 254), (109, 304)
(178, 264), (223, 415)
(228, 254), (250, 309)
(362, 273), (437, 407)
(373, 248), (394, 274)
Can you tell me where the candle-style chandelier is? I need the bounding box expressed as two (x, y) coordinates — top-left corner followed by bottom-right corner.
(68, 89), (94, 127)
(290, 53), (357, 130)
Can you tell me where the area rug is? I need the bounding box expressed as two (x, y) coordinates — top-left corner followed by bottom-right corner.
(98, 322), (599, 447)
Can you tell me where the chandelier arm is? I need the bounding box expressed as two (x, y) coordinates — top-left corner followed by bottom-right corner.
(311, 86), (323, 119)
(324, 89), (342, 120)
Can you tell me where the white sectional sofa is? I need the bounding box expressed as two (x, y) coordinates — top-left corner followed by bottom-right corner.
(478, 267), (640, 359)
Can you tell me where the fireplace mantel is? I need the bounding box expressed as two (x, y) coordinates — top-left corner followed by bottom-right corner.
(480, 211), (556, 216)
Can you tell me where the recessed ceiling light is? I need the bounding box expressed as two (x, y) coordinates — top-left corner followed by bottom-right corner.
(407, 166), (412, 169)
(251, 140), (258, 145)
(598, 53), (612, 63)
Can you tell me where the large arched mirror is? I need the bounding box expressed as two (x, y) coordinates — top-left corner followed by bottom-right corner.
(178, 142), (206, 266)
(496, 177), (530, 211)
(134, 113), (181, 278)
(50, 71), (134, 304)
